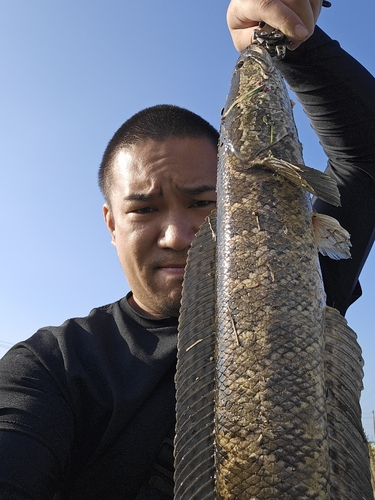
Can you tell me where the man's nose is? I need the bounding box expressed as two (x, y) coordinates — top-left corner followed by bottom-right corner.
(158, 214), (196, 251)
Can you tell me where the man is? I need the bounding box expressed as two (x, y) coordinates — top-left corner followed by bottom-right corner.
(0, 1), (374, 498)
(99, 107), (219, 321)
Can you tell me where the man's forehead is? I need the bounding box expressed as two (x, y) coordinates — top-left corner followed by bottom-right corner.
(115, 135), (216, 159)
(113, 137), (217, 182)
(115, 148), (138, 171)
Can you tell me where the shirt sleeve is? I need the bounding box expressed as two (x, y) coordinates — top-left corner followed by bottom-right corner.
(276, 26), (375, 315)
(0, 344), (74, 499)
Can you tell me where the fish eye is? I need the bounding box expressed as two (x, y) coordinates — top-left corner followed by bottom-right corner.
(236, 60), (244, 69)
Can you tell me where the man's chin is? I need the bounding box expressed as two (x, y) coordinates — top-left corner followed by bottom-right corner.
(158, 293), (182, 318)
(156, 286), (183, 317)
(128, 293), (181, 319)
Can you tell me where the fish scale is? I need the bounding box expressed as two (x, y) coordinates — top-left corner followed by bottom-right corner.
(174, 43), (373, 499)
(216, 45), (328, 498)
(216, 183), (328, 498)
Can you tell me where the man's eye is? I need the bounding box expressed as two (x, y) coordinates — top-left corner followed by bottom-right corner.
(133, 207), (156, 214)
(192, 200), (216, 208)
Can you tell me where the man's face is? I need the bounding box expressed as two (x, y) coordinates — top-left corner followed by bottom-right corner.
(103, 136), (217, 318)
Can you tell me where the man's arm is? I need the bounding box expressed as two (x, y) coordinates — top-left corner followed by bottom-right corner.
(276, 27), (375, 315)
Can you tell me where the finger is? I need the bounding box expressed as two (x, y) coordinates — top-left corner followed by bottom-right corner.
(257, 0), (312, 42)
(262, 0), (322, 50)
(278, 0), (322, 36)
(227, 0), (322, 52)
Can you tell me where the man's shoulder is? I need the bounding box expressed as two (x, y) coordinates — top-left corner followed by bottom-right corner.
(23, 296), (134, 352)
(15, 295), (178, 368)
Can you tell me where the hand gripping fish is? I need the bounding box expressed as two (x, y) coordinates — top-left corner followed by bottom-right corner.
(174, 44), (373, 499)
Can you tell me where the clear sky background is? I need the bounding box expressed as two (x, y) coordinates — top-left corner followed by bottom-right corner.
(1, 1), (374, 440)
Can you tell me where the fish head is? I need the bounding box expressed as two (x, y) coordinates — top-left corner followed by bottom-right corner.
(220, 43), (296, 163)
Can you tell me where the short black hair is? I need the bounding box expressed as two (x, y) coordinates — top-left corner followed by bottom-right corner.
(98, 104), (219, 203)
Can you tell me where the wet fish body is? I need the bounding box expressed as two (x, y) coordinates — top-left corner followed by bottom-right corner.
(175, 45), (372, 499)
(216, 43), (329, 499)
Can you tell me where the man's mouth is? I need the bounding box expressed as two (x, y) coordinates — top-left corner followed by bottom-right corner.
(157, 264), (186, 276)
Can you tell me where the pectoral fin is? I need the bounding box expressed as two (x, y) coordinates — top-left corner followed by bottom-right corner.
(258, 157), (341, 207)
(312, 212), (351, 260)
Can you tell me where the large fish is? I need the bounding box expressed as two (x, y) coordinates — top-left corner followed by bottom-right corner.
(174, 43), (373, 499)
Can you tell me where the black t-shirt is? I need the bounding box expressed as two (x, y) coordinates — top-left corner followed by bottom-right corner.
(0, 295), (178, 499)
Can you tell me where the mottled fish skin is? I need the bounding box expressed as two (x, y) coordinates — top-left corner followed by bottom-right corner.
(175, 43), (373, 500)
(215, 43), (329, 499)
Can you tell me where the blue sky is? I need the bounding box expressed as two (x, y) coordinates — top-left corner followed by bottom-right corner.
(1, 1), (374, 440)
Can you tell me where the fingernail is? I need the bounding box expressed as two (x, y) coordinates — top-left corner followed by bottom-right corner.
(294, 24), (309, 40)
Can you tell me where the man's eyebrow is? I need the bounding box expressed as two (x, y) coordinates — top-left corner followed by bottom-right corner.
(123, 185), (216, 202)
(178, 184), (216, 196)
(123, 193), (154, 202)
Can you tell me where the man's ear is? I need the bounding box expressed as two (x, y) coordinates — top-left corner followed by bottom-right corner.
(103, 204), (116, 246)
